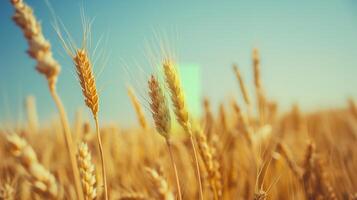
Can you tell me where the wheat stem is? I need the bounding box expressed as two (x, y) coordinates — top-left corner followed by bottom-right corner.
(49, 87), (84, 200)
(189, 131), (204, 200)
(94, 116), (108, 200)
(166, 140), (182, 200)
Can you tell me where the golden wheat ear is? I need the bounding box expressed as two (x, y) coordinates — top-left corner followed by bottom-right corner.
(72, 47), (108, 200)
(162, 59), (190, 132)
(77, 142), (97, 200)
(148, 75), (171, 139)
(74, 49), (99, 117)
(162, 59), (203, 200)
(11, 0), (60, 89)
(147, 74), (182, 200)
(53, 7), (107, 199)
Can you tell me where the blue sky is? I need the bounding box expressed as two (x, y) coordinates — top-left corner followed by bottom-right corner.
(1, 0), (357, 126)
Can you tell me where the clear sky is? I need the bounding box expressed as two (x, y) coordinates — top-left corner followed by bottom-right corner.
(1, 0), (357, 126)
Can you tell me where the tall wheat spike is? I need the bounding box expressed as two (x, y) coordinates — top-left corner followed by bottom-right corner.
(10, 1), (83, 199)
(127, 86), (148, 130)
(73, 48), (108, 200)
(148, 75), (171, 139)
(148, 75), (182, 200)
(162, 59), (203, 200)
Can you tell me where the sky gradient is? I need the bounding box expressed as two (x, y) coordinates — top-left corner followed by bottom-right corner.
(1, 0), (357, 127)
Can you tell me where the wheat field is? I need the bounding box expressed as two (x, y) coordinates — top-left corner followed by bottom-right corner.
(0, 0), (356, 200)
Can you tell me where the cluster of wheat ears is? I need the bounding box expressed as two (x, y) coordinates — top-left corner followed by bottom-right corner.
(0, 0), (356, 200)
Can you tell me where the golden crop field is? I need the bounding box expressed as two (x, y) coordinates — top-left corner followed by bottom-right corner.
(0, 0), (356, 200)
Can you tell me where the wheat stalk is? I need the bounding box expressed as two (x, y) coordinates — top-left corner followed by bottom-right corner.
(162, 59), (203, 200)
(7, 134), (58, 198)
(127, 86), (148, 130)
(148, 75), (182, 200)
(73, 48), (108, 200)
(77, 142), (97, 200)
(10, 1), (83, 199)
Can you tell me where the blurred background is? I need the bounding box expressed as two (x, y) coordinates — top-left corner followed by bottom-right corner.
(0, 0), (357, 127)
